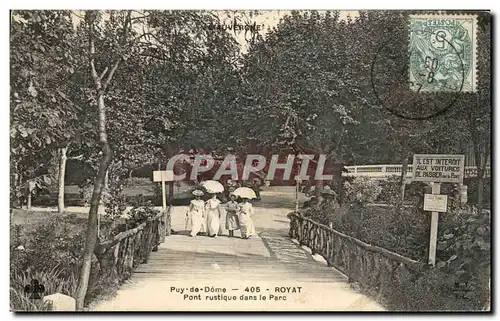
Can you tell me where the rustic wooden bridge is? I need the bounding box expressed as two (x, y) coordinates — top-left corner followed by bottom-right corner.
(88, 186), (478, 311)
(90, 190), (386, 311)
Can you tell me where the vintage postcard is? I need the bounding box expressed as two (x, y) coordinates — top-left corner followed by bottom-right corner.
(9, 9), (491, 312)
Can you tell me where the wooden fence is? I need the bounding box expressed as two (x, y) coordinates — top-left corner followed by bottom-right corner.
(95, 206), (172, 283)
(288, 212), (430, 300)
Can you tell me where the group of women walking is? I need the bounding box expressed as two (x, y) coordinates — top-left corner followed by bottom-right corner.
(186, 190), (256, 239)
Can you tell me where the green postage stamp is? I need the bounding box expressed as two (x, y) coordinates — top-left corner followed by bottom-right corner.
(409, 14), (477, 92)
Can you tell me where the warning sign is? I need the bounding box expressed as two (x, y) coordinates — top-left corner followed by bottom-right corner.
(412, 154), (465, 183)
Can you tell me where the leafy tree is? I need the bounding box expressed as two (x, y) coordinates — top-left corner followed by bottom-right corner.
(73, 10), (134, 309)
(71, 10), (246, 309)
(446, 13), (491, 212)
(240, 11), (365, 196)
(10, 10), (80, 209)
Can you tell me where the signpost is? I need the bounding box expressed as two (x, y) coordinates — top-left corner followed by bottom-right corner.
(153, 170), (174, 210)
(412, 154), (464, 266)
(412, 154), (464, 183)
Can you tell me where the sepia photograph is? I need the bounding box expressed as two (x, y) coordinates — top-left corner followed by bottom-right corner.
(9, 7), (491, 312)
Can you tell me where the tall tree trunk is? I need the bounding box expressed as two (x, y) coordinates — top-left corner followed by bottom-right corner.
(399, 154), (408, 204)
(477, 174), (484, 213)
(75, 11), (129, 310)
(473, 138), (487, 214)
(58, 146), (67, 213)
(315, 181), (323, 203)
(75, 95), (113, 310)
(26, 185), (31, 210)
(104, 169), (109, 190)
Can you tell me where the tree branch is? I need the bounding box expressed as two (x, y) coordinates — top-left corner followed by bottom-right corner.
(86, 12), (101, 90)
(68, 154), (85, 160)
(98, 67), (109, 81)
(102, 11), (132, 92)
(139, 52), (210, 64)
(102, 60), (121, 92)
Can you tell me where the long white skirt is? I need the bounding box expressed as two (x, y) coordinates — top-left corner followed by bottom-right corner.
(239, 213), (256, 238)
(189, 211), (204, 237)
(206, 209), (220, 236)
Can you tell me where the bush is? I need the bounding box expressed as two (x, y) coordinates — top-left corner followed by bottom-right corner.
(464, 177), (491, 208)
(9, 216), (122, 311)
(125, 203), (160, 229)
(122, 177), (153, 186)
(301, 199), (490, 310)
(377, 176), (430, 206)
(343, 176), (382, 204)
(9, 218), (85, 311)
(103, 183), (128, 221)
(433, 206), (490, 308)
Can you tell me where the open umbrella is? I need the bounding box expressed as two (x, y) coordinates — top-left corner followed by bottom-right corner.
(233, 187), (257, 199)
(200, 180), (224, 193)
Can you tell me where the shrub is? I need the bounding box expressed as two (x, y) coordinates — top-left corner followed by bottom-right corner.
(122, 177), (153, 186)
(103, 182), (128, 221)
(434, 206), (490, 308)
(302, 198), (490, 310)
(302, 201), (341, 226)
(125, 203), (160, 229)
(343, 176), (382, 204)
(9, 219), (83, 311)
(377, 176), (429, 206)
(9, 216), (120, 311)
(464, 177), (491, 208)
(376, 176), (401, 204)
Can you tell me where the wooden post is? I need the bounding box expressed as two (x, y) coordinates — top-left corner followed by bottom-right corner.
(161, 179), (167, 210)
(27, 180), (35, 210)
(58, 147), (67, 213)
(295, 179), (299, 212)
(428, 182), (441, 266)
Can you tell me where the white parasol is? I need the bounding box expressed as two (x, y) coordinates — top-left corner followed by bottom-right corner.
(200, 180), (224, 193)
(232, 187), (257, 199)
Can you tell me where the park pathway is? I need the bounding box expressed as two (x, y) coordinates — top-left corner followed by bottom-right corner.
(90, 187), (384, 311)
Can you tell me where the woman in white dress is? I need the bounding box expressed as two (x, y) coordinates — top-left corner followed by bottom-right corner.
(187, 190), (205, 237)
(238, 198), (256, 239)
(205, 193), (222, 237)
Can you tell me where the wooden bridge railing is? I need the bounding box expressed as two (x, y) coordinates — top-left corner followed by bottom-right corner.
(95, 206), (172, 283)
(289, 212), (430, 299)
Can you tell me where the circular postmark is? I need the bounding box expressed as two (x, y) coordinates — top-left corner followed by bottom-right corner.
(370, 26), (466, 120)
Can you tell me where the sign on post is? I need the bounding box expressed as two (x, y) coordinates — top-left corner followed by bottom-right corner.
(153, 170), (174, 182)
(153, 170), (174, 210)
(424, 194), (448, 213)
(412, 154), (464, 267)
(412, 154), (465, 183)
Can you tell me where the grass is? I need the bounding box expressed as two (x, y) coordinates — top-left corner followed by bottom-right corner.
(10, 265), (79, 311)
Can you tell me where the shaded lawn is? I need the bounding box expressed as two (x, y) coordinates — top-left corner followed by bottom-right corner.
(10, 209), (90, 246)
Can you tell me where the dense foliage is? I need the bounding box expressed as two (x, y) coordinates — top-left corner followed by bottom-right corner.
(10, 9), (490, 311)
(300, 176), (490, 310)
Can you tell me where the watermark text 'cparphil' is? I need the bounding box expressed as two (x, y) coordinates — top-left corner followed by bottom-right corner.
(165, 154), (334, 181)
